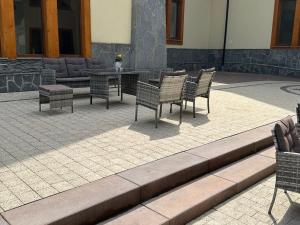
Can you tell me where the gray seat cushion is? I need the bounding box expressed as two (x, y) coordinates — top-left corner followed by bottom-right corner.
(39, 85), (73, 95)
(43, 58), (68, 78)
(86, 58), (105, 70)
(56, 77), (90, 82)
(65, 58), (87, 77)
(275, 116), (300, 153)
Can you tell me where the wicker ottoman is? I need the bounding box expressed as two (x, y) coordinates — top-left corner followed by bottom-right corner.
(39, 85), (73, 113)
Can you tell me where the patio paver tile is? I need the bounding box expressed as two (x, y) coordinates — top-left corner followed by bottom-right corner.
(0, 79), (299, 212)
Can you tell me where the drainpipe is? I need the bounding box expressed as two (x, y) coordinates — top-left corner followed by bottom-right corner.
(221, 0), (230, 71)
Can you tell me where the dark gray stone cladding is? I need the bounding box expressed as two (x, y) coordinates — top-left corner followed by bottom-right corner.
(131, 0), (167, 70)
(0, 58), (43, 93)
(2, 47), (300, 93)
(92, 43), (131, 68)
(167, 48), (300, 76)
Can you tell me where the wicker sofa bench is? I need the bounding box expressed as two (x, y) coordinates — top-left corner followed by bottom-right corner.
(43, 58), (106, 88)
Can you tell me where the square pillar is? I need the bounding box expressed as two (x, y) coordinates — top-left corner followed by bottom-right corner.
(131, 0), (167, 70)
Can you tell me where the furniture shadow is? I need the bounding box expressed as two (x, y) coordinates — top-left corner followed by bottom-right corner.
(269, 192), (300, 225)
(129, 120), (180, 140)
(166, 106), (210, 127)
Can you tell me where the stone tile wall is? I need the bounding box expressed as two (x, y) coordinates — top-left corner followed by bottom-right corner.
(0, 59), (43, 93)
(92, 43), (131, 68)
(131, 0), (167, 70)
(167, 48), (300, 76)
(1, 48), (300, 93)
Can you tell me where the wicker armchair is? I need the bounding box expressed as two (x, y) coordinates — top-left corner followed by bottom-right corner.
(184, 68), (215, 118)
(135, 72), (187, 128)
(268, 116), (300, 214)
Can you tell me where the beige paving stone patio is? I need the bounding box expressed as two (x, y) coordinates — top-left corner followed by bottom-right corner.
(0, 78), (299, 212)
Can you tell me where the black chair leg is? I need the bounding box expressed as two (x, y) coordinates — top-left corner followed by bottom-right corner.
(268, 187), (278, 214)
(207, 98), (210, 114)
(170, 104), (173, 113)
(159, 104), (163, 117)
(106, 99), (109, 109)
(135, 104), (138, 121)
(193, 100), (196, 118)
(39, 103), (41, 112)
(90, 96), (93, 105)
(185, 100), (187, 109)
(155, 109), (158, 128)
(179, 102), (183, 124)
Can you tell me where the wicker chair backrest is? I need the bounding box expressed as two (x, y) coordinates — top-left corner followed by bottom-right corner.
(160, 74), (187, 102)
(196, 71), (215, 96)
(273, 116), (300, 152)
(159, 70), (186, 87)
(41, 69), (56, 85)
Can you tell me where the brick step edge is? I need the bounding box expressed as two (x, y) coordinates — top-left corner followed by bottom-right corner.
(101, 148), (276, 225)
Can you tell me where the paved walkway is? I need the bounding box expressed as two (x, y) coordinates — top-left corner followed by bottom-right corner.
(0, 72), (299, 213)
(188, 175), (300, 225)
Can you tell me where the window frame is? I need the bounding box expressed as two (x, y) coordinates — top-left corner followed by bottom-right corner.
(166, 0), (185, 45)
(0, 0), (91, 59)
(14, 0), (44, 57)
(271, 0), (300, 48)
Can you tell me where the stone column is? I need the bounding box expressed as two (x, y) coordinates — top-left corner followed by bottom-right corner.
(131, 0), (167, 70)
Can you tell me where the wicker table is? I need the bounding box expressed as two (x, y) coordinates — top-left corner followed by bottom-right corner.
(39, 85), (73, 113)
(88, 70), (151, 109)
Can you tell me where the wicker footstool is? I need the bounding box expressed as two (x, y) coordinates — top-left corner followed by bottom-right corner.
(39, 85), (73, 113)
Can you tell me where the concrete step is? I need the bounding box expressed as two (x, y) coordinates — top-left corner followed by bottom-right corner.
(102, 148), (275, 225)
(119, 123), (274, 201)
(2, 176), (140, 225)
(0, 122), (276, 225)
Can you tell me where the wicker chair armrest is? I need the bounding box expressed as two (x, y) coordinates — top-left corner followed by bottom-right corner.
(136, 81), (160, 106)
(41, 69), (56, 85)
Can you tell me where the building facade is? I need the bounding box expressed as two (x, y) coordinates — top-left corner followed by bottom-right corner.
(0, 0), (299, 76)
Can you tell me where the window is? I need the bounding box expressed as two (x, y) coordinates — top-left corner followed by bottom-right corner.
(0, 0), (91, 59)
(14, 0), (43, 55)
(272, 0), (300, 47)
(166, 0), (185, 45)
(58, 0), (71, 11)
(57, 0), (81, 55)
(30, 0), (41, 7)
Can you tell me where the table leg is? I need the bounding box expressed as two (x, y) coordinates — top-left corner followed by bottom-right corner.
(106, 98), (109, 109)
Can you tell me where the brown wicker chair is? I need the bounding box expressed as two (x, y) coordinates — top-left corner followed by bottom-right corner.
(268, 115), (300, 214)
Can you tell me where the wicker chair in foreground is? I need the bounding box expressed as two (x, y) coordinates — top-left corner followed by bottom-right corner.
(268, 115), (300, 214)
(184, 68), (215, 118)
(135, 71), (187, 128)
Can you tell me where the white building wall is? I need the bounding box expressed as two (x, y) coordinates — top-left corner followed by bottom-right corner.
(224, 0), (275, 49)
(167, 0), (212, 49)
(168, 0), (275, 50)
(90, 0), (132, 44)
(89, 0), (275, 49)
(209, 0), (226, 49)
